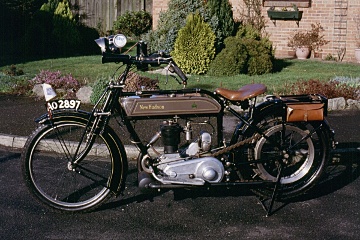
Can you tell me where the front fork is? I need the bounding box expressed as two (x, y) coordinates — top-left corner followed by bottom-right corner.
(68, 88), (118, 167)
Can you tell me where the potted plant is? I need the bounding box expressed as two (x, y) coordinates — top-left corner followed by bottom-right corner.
(267, 5), (303, 21)
(287, 23), (329, 59)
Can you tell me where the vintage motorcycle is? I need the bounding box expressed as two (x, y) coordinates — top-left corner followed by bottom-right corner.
(22, 34), (336, 215)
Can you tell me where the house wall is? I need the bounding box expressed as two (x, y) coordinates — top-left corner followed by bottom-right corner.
(152, 0), (360, 62)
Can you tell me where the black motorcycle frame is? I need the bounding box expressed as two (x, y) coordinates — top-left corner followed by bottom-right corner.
(27, 39), (335, 216)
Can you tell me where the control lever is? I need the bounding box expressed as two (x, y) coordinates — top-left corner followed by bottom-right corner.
(168, 62), (187, 87)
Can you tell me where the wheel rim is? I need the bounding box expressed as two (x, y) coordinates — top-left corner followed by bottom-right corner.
(28, 122), (113, 210)
(254, 124), (315, 184)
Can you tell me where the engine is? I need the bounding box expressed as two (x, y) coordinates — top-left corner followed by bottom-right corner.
(156, 155), (224, 185)
(139, 119), (225, 187)
(159, 120), (213, 157)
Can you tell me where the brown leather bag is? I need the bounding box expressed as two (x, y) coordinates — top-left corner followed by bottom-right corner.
(286, 103), (325, 122)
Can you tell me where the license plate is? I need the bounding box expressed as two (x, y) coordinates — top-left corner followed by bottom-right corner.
(47, 99), (81, 111)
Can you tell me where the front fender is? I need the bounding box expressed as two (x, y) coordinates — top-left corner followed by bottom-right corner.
(34, 109), (128, 195)
(35, 109), (92, 125)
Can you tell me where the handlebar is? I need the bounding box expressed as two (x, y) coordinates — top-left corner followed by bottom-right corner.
(101, 52), (132, 64)
(101, 51), (188, 84)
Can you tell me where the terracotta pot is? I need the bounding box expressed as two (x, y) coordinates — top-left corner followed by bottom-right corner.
(355, 48), (360, 63)
(295, 47), (311, 59)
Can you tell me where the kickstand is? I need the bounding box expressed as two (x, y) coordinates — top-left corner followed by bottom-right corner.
(258, 163), (284, 217)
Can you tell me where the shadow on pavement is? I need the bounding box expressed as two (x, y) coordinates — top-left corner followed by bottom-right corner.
(0, 151), (21, 163)
(97, 142), (360, 214)
(297, 142), (360, 201)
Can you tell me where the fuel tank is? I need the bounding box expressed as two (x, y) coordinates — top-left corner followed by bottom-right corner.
(120, 94), (221, 117)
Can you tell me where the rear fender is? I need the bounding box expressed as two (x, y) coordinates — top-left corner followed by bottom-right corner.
(230, 100), (335, 145)
(229, 100), (282, 144)
(254, 99), (335, 146)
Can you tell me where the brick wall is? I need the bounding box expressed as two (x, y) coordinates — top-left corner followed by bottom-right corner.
(152, 0), (169, 28)
(152, 0), (360, 62)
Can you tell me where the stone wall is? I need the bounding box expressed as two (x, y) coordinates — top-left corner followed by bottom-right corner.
(152, 0), (360, 62)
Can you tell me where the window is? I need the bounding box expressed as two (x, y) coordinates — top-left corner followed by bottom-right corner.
(263, 0), (310, 8)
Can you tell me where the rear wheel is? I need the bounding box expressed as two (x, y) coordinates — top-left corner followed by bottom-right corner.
(238, 106), (329, 200)
(22, 118), (126, 212)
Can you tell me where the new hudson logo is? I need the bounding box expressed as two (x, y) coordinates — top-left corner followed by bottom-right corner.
(139, 104), (165, 110)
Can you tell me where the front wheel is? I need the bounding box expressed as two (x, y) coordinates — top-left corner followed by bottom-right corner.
(22, 116), (127, 212)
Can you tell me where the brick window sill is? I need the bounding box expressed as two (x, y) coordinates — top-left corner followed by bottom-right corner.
(263, 0), (310, 8)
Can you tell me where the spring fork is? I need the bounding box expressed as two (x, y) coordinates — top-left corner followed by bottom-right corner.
(46, 105), (74, 164)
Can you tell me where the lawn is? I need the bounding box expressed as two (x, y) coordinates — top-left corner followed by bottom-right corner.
(1, 55), (360, 95)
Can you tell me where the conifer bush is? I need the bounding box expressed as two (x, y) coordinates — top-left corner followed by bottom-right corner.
(206, 0), (235, 52)
(245, 39), (274, 75)
(207, 37), (247, 76)
(52, 0), (80, 54)
(208, 24), (274, 76)
(144, 0), (210, 52)
(171, 13), (216, 74)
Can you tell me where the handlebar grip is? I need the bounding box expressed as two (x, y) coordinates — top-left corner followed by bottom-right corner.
(102, 52), (131, 64)
(170, 62), (188, 84)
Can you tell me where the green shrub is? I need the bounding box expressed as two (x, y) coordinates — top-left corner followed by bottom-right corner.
(90, 72), (159, 104)
(52, 0), (80, 55)
(1, 65), (28, 94)
(237, 25), (274, 76)
(171, 13), (216, 74)
(289, 79), (360, 100)
(32, 70), (81, 99)
(90, 76), (109, 105)
(206, 0), (235, 52)
(236, 24), (261, 40)
(244, 38), (274, 75)
(144, 0), (235, 53)
(113, 11), (152, 39)
(208, 24), (274, 76)
(23, 0), (98, 57)
(40, 0), (60, 13)
(0, 73), (30, 94)
(332, 76), (360, 88)
(4, 65), (24, 76)
(208, 37), (247, 76)
(122, 72), (159, 92)
(247, 54), (273, 75)
(144, 0), (209, 52)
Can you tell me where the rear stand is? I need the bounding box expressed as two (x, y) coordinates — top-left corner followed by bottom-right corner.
(258, 164), (287, 216)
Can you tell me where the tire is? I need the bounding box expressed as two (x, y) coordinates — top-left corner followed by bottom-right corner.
(22, 116), (127, 212)
(238, 105), (330, 200)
